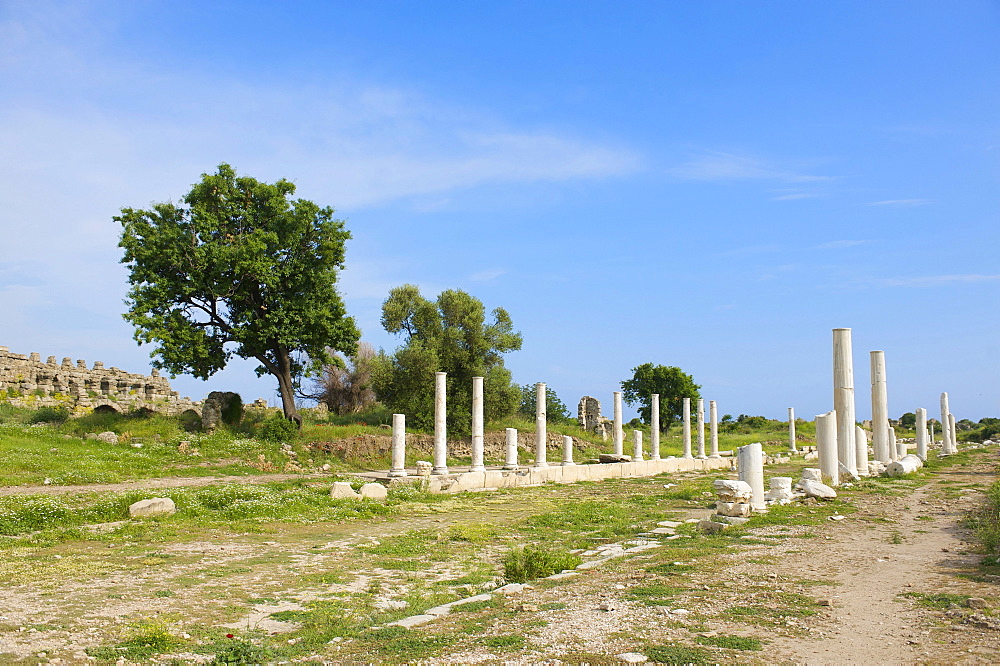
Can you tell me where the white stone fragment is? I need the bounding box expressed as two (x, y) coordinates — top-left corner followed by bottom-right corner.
(712, 479), (753, 502)
(801, 468), (823, 482)
(615, 653), (649, 664)
(330, 482), (360, 499)
(388, 614), (436, 628)
(359, 483), (388, 500)
(884, 454), (923, 477)
(128, 497), (175, 517)
(797, 479), (837, 499)
(715, 501), (752, 517)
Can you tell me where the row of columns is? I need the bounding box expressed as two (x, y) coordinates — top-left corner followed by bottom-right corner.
(810, 328), (960, 486)
(394, 374), (719, 475)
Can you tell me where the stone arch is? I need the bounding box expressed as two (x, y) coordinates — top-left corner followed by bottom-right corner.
(92, 402), (122, 414)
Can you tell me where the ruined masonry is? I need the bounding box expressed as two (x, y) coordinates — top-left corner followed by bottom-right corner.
(0, 344), (198, 416)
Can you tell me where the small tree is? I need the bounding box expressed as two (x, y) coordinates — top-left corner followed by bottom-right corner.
(620, 363), (700, 433)
(373, 285), (522, 431)
(898, 412), (917, 429)
(517, 384), (571, 423)
(304, 342), (378, 415)
(117, 163), (359, 426)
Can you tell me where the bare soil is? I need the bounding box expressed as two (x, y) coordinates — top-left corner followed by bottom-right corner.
(0, 452), (997, 663)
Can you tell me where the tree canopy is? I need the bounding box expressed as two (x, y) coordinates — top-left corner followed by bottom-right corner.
(117, 163), (359, 425)
(620, 363), (701, 432)
(372, 285), (522, 431)
(517, 383), (572, 423)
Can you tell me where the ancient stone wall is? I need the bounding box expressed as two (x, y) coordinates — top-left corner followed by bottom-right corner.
(0, 344), (198, 416)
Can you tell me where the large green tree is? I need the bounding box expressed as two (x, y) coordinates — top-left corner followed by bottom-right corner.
(517, 384), (571, 423)
(620, 363), (701, 432)
(373, 285), (522, 431)
(117, 163), (359, 425)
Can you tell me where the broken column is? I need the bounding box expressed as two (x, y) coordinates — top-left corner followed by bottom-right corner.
(886, 453), (923, 477)
(870, 351), (890, 463)
(816, 410), (840, 486)
(765, 477), (794, 505)
(709, 400), (719, 458)
(504, 428), (519, 470)
(915, 408), (928, 460)
(696, 398), (706, 458)
(682, 397), (693, 459)
(388, 413), (407, 477)
(632, 430), (643, 462)
(470, 376), (486, 472)
(737, 442), (766, 512)
(562, 435), (575, 466)
(433, 372), (448, 475)
(788, 407), (797, 453)
(535, 382), (548, 467)
(650, 393), (661, 460)
(949, 413), (959, 454)
(712, 479), (754, 522)
(833, 328), (858, 477)
(940, 392), (952, 455)
(890, 426), (903, 460)
(855, 425), (870, 476)
(613, 391), (624, 457)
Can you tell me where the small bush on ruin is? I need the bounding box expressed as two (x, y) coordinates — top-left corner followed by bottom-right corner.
(258, 413), (299, 443)
(30, 406), (70, 424)
(502, 545), (581, 583)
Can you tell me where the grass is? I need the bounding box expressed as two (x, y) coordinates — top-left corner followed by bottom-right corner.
(694, 634), (764, 650)
(901, 591), (971, 610)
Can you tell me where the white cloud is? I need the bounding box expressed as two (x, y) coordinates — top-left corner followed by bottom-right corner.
(867, 199), (932, 207)
(876, 274), (1000, 287)
(669, 151), (832, 183)
(814, 240), (873, 250)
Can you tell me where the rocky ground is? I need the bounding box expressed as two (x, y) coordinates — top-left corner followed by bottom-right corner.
(0, 449), (997, 664)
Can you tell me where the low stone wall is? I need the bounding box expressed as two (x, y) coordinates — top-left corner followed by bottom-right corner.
(0, 344), (198, 416)
(392, 456), (733, 494)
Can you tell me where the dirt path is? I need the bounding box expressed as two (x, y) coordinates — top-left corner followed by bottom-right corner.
(770, 460), (1000, 664)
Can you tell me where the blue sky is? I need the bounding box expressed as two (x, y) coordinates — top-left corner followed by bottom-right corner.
(1, 1), (998, 422)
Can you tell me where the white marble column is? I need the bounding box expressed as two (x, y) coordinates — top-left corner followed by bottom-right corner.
(870, 351), (890, 463)
(889, 426), (901, 461)
(738, 442), (766, 512)
(650, 393), (661, 460)
(613, 391), (624, 457)
(504, 428), (519, 469)
(562, 435), (575, 466)
(471, 376), (486, 472)
(949, 413), (958, 454)
(929, 421), (935, 446)
(432, 372), (449, 474)
(682, 397), (692, 459)
(855, 425), (869, 475)
(833, 329), (858, 476)
(788, 407), (797, 453)
(696, 398), (706, 458)
(816, 410), (840, 486)
(388, 413), (408, 477)
(535, 382), (548, 467)
(940, 392), (952, 455)
(709, 400), (719, 458)
(915, 408), (928, 460)
(632, 430), (644, 461)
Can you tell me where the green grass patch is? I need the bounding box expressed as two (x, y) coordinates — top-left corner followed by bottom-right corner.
(695, 634), (763, 650)
(625, 583), (688, 606)
(503, 545), (581, 583)
(483, 634), (526, 651)
(644, 642), (712, 664)
(901, 592), (971, 610)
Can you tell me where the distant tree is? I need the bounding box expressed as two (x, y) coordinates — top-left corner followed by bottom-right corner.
(304, 342), (378, 415)
(620, 363), (700, 433)
(372, 285), (522, 431)
(517, 384), (571, 423)
(721, 414), (734, 424)
(117, 163), (359, 426)
(898, 412), (917, 429)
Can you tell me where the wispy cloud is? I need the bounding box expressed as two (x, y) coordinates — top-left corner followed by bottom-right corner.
(468, 269), (506, 283)
(867, 199), (932, 207)
(814, 240), (873, 250)
(669, 151), (833, 183)
(715, 244), (783, 257)
(877, 274), (1000, 287)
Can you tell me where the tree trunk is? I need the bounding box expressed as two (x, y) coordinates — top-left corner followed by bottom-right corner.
(274, 346), (302, 427)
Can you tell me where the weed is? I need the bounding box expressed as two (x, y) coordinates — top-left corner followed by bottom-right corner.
(625, 583), (687, 606)
(901, 592), (970, 610)
(87, 619), (178, 660)
(502, 545), (581, 583)
(695, 634), (763, 650)
(888, 531), (904, 544)
(484, 634), (526, 650)
(207, 633), (272, 664)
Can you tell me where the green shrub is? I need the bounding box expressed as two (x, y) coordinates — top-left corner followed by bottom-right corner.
(502, 545), (581, 583)
(258, 414), (299, 443)
(644, 643), (711, 664)
(209, 634), (272, 664)
(30, 406), (70, 424)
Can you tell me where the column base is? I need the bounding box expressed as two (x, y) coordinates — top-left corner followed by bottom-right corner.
(388, 470), (408, 478)
(503, 464), (519, 470)
(533, 462), (549, 468)
(431, 467), (450, 475)
(561, 461), (576, 466)
(469, 465), (486, 473)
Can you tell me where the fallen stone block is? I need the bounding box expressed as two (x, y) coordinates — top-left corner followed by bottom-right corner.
(801, 468), (823, 482)
(797, 479), (837, 499)
(330, 482), (360, 499)
(712, 479), (753, 502)
(359, 482), (388, 500)
(129, 497), (176, 518)
(388, 614), (437, 628)
(698, 519), (728, 534)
